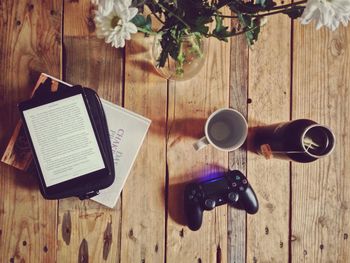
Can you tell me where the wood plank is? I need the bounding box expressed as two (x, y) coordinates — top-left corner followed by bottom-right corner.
(120, 34), (167, 263)
(0, 1), (61, 262)
(291, 24), (350, 262)
(228, 32), (248, 263)
(57, 1), (123, 262)
(166, 35), (230, 263)
(1, 74), (53, 171)
(247, 12), (292, 262)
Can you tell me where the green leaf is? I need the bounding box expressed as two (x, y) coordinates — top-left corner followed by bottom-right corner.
(191, 16), (212, 34)
(212, 16), (232, 41)
(229, 0), (277, 13)
(255, 0), (266, 7)
(238, 14), (261, 46)
(131, 14), (152, 32)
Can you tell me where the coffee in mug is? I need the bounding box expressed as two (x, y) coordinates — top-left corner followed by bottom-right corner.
(193, 108), (248, 152)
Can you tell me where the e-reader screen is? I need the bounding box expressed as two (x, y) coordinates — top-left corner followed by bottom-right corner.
(22, 94), (105, 187)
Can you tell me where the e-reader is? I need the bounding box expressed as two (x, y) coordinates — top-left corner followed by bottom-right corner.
(18, 85), (115, 199)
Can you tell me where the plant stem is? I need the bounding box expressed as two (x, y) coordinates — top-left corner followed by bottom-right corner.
(230, 25), (260, 36)
(155, 1), (191, 29)
(205, 23), (261, 38)
(216, 0), (232, 9)
(268, 0), (307, 11)
(151, 12), (165, 24)
(137, 27), (159, 35)
(220, 0), (307, 14)
(218, 6), (305, 19)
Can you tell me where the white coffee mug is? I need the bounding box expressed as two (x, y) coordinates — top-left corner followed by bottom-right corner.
(193, 108), (248, 151)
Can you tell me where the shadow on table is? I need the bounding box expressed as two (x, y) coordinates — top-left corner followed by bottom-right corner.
(125, 38), (165, 78)
(152, 117), (207, 140)
(128, 59), (164, 78)
(166, 165), (226, 227)
(246, 119), (269, 154)
(12, 163), (39, 191)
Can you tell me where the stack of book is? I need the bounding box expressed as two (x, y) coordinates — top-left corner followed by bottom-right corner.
(1, 73), (151, 208)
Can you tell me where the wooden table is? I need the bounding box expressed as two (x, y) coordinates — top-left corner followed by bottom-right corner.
(1, 1), (349, 262)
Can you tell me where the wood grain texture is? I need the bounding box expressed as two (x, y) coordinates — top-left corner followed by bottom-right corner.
(2, 2), (350, 262)
(57, 1), (123, 262)
(63, 0), (95, 37)
(247, 11), (292, 263)
(121, 33), (167, 263)
(228, 32), (248, 263)
(1, 74), (49, 171)
(0, 1), (61, 262)
(166, 35), (230, 262)
(291, 23), (350, 262)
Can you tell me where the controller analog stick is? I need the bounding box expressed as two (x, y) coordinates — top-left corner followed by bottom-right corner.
(204, 199), (216, 210)
(227, 192), (239, 203)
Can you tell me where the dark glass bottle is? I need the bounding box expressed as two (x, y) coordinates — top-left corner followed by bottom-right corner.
(252, 119), (335, 163)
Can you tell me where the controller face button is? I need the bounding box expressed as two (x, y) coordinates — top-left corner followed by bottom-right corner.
(232, 182), (237, 187)
(242, 179), (248, 184)
(191, 190), (196, 195)
(196, 192), (202, 198)
(235, 175), (241, 181)
(239, 186), (245, 191)
(204, 199), (215, 209)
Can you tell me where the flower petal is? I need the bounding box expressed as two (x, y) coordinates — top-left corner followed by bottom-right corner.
(300, 0), (350, 30)
(128, 7), (138, 20)
(126, 22), (138, 33)
(94, 0), (138, 49)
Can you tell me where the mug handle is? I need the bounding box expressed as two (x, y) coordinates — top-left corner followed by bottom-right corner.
(193, 136), (210, 151)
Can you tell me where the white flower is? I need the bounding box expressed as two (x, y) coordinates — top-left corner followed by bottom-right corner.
(94, 0), (138, 48)
(300, 0), (350, 31)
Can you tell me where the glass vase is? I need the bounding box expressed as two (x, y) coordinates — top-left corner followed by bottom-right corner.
(152, 33), (207, 81)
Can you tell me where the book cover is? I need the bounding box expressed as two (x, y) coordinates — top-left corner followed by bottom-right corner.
(92, 99), (151, 208)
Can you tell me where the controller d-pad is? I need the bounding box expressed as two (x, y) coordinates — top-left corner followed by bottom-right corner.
(204, 199), (216, 210)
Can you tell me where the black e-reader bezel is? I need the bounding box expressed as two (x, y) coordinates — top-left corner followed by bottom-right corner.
(18, 87), (112, 199)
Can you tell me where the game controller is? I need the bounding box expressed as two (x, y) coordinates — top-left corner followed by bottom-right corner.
(184, 170), (259, 231)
